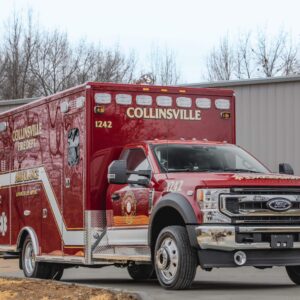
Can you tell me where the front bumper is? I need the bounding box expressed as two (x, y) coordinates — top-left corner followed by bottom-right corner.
(195, 225), (300, 251)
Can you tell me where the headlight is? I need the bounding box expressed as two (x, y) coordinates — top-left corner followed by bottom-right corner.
(197, 189), (231, 223)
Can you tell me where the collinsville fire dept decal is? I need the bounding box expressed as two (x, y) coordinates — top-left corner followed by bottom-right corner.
(121, 191), (137, 225)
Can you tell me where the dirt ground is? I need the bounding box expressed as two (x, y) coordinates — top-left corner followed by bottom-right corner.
(0, 277), (138, 300)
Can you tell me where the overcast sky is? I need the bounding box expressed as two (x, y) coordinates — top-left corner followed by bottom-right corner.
(1, 0), (300, 83)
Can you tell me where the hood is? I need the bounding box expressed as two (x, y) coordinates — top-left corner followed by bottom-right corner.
(166, 172), (300, 188)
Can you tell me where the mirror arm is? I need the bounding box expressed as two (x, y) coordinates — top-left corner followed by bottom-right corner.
(128, 179), (150, 187)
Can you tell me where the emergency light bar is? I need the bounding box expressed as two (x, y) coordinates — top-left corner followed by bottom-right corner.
(116, 94), (132, 105)
(196, 98), (211, 109)
(0, 122), (7, 132)
(60, 102), (69, 113)
(176, 97), (192, 108)
(156, 96), (172, 107)
(95, 93), (111, 104)
(136, 95), (152, 106)
(215, 99), (230, 110)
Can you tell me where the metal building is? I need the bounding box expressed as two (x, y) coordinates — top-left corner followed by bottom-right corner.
(0, 98), (38, 114)
(186, 76), (300, 175)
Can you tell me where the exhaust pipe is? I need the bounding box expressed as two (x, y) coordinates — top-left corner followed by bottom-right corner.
(234, 251), (247, 266)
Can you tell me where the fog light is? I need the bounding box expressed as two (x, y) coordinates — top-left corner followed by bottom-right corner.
(234, 251), (247, 266)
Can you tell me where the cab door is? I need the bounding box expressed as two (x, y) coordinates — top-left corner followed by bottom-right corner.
(108, 148), (152, 246)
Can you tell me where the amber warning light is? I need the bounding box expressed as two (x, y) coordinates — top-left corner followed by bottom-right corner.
(94, 106), (105, 114)
(221, 112), (231, 119)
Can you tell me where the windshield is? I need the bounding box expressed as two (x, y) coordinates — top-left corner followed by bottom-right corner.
(153, 144), (269, 173)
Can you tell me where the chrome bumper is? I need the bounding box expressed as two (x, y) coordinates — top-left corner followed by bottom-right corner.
(195, 226), (300, 251)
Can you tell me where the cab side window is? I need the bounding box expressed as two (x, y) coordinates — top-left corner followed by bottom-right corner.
(120, 148), (150, 181)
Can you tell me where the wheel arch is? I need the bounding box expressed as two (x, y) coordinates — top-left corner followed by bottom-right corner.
(148, 193), (198, 254)
(17, 227), (39, 255)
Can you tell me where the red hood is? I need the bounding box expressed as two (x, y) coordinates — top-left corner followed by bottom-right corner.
(202, 173), (300, 188)
(166, 172), (300, 188)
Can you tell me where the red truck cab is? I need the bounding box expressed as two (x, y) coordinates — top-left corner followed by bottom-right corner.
(108, 139), (300, 288)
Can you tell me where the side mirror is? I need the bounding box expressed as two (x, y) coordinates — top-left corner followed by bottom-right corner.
(279, 163), (294, 175)
(108, 160), (127, 184)
(128, 169), (152, 178)
(108, 160), (152, 187)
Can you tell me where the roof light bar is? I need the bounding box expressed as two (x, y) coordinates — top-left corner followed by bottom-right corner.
(95, 93), (112, 104)
(215, 99), (230, 110)
(196, 98), (211, 109)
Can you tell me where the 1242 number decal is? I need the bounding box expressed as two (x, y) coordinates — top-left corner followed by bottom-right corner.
(95, 121), (112, 128)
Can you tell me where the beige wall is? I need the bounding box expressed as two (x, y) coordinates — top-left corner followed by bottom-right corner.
(233, 82), (300, 174)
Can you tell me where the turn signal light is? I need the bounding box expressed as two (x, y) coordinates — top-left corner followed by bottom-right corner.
(94, 106), (105, 114)
(196, 189), (204, 202)
(221, 112), (231, 119)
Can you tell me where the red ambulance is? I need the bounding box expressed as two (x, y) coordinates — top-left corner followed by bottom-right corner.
(1, 82), (300, 289)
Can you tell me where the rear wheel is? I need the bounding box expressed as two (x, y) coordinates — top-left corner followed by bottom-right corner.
(127, 264), (155, 281)
(22, 236), (51, 279)
(154, 226), (197, 290)
(49, 264), (64, 280)
(286, 266), (300, 284)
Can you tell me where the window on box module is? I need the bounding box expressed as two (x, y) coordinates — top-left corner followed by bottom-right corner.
(68, 128), (80, 166)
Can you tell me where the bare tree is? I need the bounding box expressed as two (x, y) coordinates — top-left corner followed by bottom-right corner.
(1, 10), (39, 99)
(74, 40), (97, 84)
(148, 46), (180, 85)
(30, 30), (80, 95)
(281, 36), (299, 76)
(0, 9), (182, 99)
(1, 12), (23, 99)
(0, 52), (7, 87)
(235, 32), (255, 79)
(253, 30), (287, 77)
(206, 36), (235, 81)
(92, 46), (137, 83)
(205, 29), (300, 81)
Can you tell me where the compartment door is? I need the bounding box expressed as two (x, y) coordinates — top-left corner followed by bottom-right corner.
(0, 122), (11, 245)
(62, 110), (85, 251)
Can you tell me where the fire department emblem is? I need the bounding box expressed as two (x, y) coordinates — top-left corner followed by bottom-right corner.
(122, 191), (137, 224)
(0, 212), (7, 236)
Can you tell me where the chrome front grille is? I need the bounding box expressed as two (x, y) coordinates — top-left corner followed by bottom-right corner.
(220, 190), (300, 224)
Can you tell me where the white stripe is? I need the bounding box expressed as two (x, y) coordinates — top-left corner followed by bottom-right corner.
(0, 167), (84, 246)
(107, 228), (148, 245)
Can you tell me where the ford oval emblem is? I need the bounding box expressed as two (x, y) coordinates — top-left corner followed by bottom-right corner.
(267, 198), (292, 212)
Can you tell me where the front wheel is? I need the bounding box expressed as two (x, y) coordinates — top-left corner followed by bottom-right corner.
(286, 266), (300, 284)
(154, 226), (197, 290)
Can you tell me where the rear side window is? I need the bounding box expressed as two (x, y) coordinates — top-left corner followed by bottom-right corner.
(68, 128), (80, 166)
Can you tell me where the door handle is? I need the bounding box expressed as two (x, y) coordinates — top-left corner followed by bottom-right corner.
(42, 208), (48, 219)
(111, 193), (120, 201)
(24, 210), (31, 216)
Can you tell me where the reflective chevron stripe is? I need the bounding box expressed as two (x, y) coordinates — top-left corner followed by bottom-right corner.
(0, 167), (84, 246)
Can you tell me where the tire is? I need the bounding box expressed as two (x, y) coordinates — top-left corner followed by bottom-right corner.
(286, 266), (300, 284)
(154, 226), (197, 290)
(127, 264), (155, 281)
(49, 264), (64, 280)
(22, 236), (51, 279)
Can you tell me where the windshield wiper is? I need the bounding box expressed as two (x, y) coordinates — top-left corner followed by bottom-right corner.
(167, 168), (217, 173)
(221, 168), (261, 173)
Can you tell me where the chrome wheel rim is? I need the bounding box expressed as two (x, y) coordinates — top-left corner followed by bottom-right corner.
(156, 237), (179, 282)
(24, 241), (35, 276)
